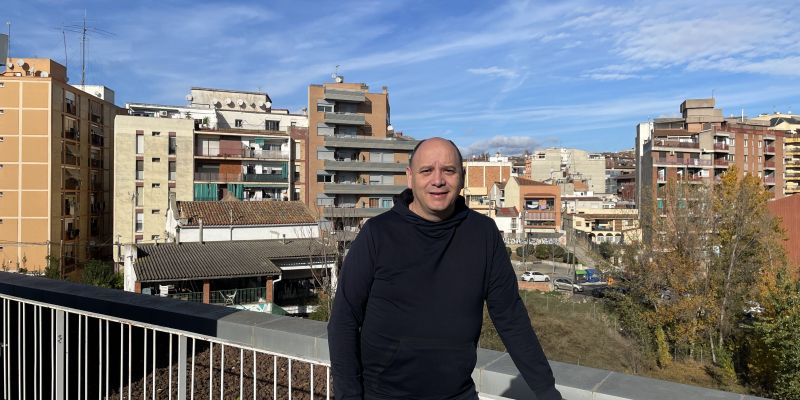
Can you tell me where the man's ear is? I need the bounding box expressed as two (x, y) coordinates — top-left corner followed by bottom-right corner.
(406, 166), (413, 189)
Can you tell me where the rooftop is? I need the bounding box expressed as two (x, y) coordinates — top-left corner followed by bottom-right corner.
(496, 207), (519, 218)
(178, 201), (316, 226)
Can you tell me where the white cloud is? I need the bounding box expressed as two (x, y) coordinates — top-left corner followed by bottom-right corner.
(461, 135), (542, 157)
(467, 66), (520, 79)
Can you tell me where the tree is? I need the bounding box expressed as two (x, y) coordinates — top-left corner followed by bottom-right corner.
(598, 242), (617, 260)
(81, 259), (122, 289)
(44, 256), (61, 279)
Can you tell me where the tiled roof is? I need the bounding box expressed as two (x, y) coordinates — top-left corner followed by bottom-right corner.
(493, 181), (507, 189)
(496, 207), (519, 218)
(134, 239), (334, 282)
(178, 201), (316, 226)
(573, 181), (589, 191)
(514, 177), (550, 186)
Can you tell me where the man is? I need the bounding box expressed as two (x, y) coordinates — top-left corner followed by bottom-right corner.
(328, 138), (561, 400)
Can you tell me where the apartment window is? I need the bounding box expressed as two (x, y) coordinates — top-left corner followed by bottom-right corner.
(135, 186), (143, 206)
(152, 131), (161, 136)
(316, 195), (334, 207)
(744, 155), (748, 163)
(0, 219), (3, 224)
(744, 139), (748, 147)
(235, 119), (243, 128)
(136, 160), (144, 180)
(0, 137), (3, 142)
(316, 100), (333, 113)
(265, 120), (280, 131)
(135, 212), (144, 232)
(758, 156), (762, 162)
(168, 161), (176, 180)
(152, 183), (161, 189)
(136, 134), (144, 154)
(64, 91), (77, 115)
(168, 137), (177, 155)
(317, 173), (333, 183)
(151, 235), (160, 241)
(0, 110), (4, 114)
(152, 157), (160, 163)
(726, 154), (735, 162)
(151, 209), (160, 214)
(0, 82), (4, 88)
(758, 141), (763, 148)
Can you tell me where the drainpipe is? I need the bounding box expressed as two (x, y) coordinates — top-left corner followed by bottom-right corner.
(270, 273), (283, 304)
(199, 218), (204, 244)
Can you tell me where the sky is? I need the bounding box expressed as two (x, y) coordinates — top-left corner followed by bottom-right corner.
(5, 0), (800, 155)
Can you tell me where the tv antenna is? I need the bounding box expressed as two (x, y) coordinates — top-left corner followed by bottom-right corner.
(331, 65), (343, 83)
(60, 11), (114, 86)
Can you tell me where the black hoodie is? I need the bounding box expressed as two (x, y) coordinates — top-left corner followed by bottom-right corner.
(328, 189), (561, 400)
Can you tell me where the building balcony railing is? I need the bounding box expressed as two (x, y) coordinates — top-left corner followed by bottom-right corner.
(63, 128), (80, 141)
(323, 135), (418, 151)
(652, 139), (700, 149)
(764, 145), (776, 154)
(714, 159), (730, 167)
(524, 210), (557, 221)
(167, 287), (270, 305)
(91, 134), (104, 147)
(323, 159), (406, 172)
(323, 112), (366, 126)
(321, 206), (391, 218)
(324, 89), (366, 102)
(322, 183), (407, 195)
(763, 176), (776, 185)
(0, 272), (764, 400)
(653, 157), (712, 166)
(713, 142), (729, 151)
(785, 172), (800, 180)
(194, 172), (288, 184)
(62, 153), (80, 166)
(90, 158), (103, 169)
(785, 147), (800, 155)
(195, 148), (289, 160)
(764, 160), (776, 169)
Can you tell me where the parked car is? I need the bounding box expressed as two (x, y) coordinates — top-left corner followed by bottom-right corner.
(520, 271), (550, 282)
(554, 278), (583, 292)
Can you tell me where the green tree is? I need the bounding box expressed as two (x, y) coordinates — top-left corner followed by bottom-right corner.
(598, 242), (617, 260)
(81, 259), (122, 289)
(44, 256), (61, 279)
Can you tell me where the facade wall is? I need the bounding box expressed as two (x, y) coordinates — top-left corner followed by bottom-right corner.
(0, 58), (117, 272)
(178, 224), (320, 242)
(113, 116), (194, 260)
(767, 194), (800, 268)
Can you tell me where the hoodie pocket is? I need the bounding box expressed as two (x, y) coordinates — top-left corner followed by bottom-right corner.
(375, 338), (476, 396)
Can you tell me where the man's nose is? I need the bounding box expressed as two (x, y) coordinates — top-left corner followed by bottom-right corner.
(431, 169), (445, 186)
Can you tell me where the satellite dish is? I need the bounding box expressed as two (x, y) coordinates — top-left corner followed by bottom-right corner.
(387, 125), (394, 131)
(264, 101), (272, 108)
(237, 99), (245, 106)
(331, 73), (337, 79)
(335, 76), (344, 83)
(212, 98), (220, 106)
(225, 98), (233, 106)
(185, 94), (193, 101)
(17, 59), (25, 67)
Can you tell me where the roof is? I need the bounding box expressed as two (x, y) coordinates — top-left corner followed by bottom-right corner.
(493, 181), (507, 189)
(496, 207), (519, 218)
(178, 201), (316, 226)
(573, 181), (589, 191)
(514, 177), (550, 186)
(134, 239), (334, 282)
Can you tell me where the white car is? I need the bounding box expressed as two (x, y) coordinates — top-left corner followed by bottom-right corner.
(520, 271), (550, 282)
(554, 278), (583, 292)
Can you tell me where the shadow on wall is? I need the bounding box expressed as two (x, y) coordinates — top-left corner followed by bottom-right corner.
(500, 375), (536, 399)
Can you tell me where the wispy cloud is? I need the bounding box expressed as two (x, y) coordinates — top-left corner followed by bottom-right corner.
(467, 66), (520, 79)
(461, 135), (543, 157)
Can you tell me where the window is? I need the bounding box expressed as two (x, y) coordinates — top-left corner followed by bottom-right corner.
(152, 157), (160, 163)
(758, 141), (763, 148)
(168, 161), (176, 180)
(0, 137), (3, 142)
(135, 212), (144, 232)
(316, 100), (333, 113)
(135, 186), (143, 206)
(235, 119), (243, 128)
(64, 91), (77, 115)
(758, 156), (762, 162)
(168, 137), (177, 155)
(0, 82), (4, 87)
(265, 120), (279, 131)
(151, 235), (160, 241)
(152, 183), (161, 188)
(152, 131), (161, 136)
(317, 149), (335, 160)
(744, 139), (748, 147)
(151, 209), (160, 214)
(0, 110), (4, 114)
(317, 173), (333, 183)
(744, 155), (748, 163)
(136, 160), (144, 180)
(317, 123), (334, 136)
(316, 195), (334, 207)
(136, 135), (144, 154)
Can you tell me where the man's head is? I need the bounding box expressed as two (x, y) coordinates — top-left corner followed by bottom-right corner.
(405, 137), (465, 222)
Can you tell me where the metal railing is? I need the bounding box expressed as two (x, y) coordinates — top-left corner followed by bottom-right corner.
(167, 287), (268, 305)
(193, 172), (288, 183)
(712, 142), (729, 151)
(195, 148), (289, 160)
(0, 273), (332, 400)
(653, 157), (711, 166)
(652, 139), (700, 149)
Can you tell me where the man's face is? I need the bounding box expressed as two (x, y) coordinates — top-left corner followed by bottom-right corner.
(405, 139), (464, 222)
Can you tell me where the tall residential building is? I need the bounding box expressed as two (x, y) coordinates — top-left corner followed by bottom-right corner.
(636, 98), (785, 208)
(527, 148), (606, 194)
(0, 58), (118, 273)
(306, 79), (417, 229)
(502, 177), (561, 240)
(751, 112), (800, 195)
(114, 88), (308, 256)
(463, 153), (513, 216)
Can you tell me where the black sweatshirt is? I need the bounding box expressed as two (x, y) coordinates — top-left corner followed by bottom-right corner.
(327, 189), (561, 400)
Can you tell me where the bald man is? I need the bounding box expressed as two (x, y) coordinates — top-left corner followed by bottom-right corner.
(328, 138), (561, 400)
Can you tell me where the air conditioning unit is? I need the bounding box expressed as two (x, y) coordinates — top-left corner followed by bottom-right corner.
(158, 111), (168, 117)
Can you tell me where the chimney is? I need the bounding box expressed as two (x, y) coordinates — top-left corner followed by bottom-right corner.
(176, 227), (181, 244)
(199, 218), (204, 244)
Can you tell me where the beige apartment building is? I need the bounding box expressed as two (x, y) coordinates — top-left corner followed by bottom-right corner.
(306, 79), (417, 228)
(0, 58), (117, 273)
(527, 148), (606, 194)
(636, 98), (785, 207)
(113, 116), (194, 252)
(463, 154), (513, 216)
(751, 112), (800, 195)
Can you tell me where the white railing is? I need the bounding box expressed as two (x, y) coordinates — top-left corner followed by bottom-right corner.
(0, 287), (331, 399)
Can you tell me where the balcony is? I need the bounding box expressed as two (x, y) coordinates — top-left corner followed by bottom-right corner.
(322, 206), (391, 218)
(63, 128), (80, 141)
(91, 134), (104, 147)
(0, 271), (762, 400)
(323, 159), (406, 172)
(763, 176), (776, 185)
(786, 147), (800, 155)
(713, 159), (730, 167)
(194, 172), (288, 184)
(712, 143), (729, 151)
(195, 148), (289, 160)
(652, 139), (700, 149)
(653, 157), (711, 167)
(90, 158), (103, 169)
(324, 88), (366, 102)
(62, 153), (80, 166)
(322, 183), (406, 195)
(764, 160), (776, 169)
(764, 145), (776, 154)
(323, 111), (366, 126)
(524, 210), (557, 221)
(323, 136), (418, 151)
(785, 172), (800, 180)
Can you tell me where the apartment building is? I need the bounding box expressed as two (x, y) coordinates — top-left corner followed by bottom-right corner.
(502, 177), (561, 239)
(636, 99), (785, 207)
(604, 149), (636, 202)
(0, 58), (118, 273)
(751, 112), (800, 195)
(306, 79), (417, 228)
(463, 153), (513, 216)
(564, 209), (640, 244)
(527, 148), (606, 194)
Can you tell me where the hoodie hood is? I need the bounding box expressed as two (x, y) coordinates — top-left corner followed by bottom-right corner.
(391, 188), (469, 238)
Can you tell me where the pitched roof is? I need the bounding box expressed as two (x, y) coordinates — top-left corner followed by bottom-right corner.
(514, 176), (550, 186)
(496, 207), (519, 218)
(134, 239), (335, 282)
(493, 181), (507, 189)
(177, 201), (316, 226)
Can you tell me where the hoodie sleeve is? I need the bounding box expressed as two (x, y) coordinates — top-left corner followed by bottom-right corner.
(485, 231), (562, 400)
(327, 223), (376, 400)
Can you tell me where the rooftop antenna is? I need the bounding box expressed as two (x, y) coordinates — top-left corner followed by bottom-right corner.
(331, 65), (343, 83)
(61, 11), (114, 86)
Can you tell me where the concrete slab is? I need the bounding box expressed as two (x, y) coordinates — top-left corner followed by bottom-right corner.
(596, 372), (745, 400)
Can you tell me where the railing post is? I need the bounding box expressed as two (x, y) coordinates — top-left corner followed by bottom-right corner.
(54, 309), (65, 400)
(177, 335), (187, 400)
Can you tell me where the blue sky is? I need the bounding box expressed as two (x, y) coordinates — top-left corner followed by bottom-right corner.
(5, 0), (800, 155)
